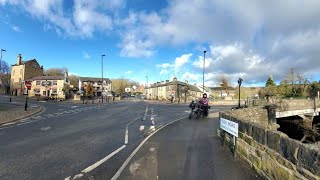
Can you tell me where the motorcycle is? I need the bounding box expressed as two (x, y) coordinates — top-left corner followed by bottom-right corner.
(188, 100), (210, 119)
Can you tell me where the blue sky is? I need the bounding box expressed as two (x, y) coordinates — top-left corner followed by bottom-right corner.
(1, 0), (320, 87)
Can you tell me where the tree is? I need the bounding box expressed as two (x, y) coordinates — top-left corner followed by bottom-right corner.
(112, 78), (140, 94)
(216, 74), (230, 95)
(44, 68), (68, 76)
(0, 60), (11, 85)
(265, 76), (276, 87)
(69, 75), (79, 87)
(85, 83), (94, 97)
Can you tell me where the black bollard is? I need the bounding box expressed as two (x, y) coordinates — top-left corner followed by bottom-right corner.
(9, 97), (11, 102)
(25, 97), (28, 111)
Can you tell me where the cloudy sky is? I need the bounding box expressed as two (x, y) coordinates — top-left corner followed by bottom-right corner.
(0, 0), (320, 87)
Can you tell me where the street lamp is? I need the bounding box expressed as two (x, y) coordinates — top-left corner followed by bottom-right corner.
(238, 78), (243, 108)
(203, 50), (206, 94)
(101, 54), (105, 104)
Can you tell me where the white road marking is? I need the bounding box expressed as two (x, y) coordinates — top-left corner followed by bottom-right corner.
(139, 126), (145, 131)
(17, 120), (38, 126)
(152, 120), (155, 125)
(64, 176), (71, 180)
(129, 162), (140, 175)
(150, 126), (155, 131)
(82, 145), (126, 173)
(149, 148), (155, 152)
(19, 118), (30, 122)
(71, 106), (78, 109)
(142, 105), (148, 121)
(151, 117), (154, 120)
(111, 117), (186, 180)
(125, 127), (128, 144)
(40, 126), (51, 131)
(2, 122), (16, 126)
(73, 173), (83, 179)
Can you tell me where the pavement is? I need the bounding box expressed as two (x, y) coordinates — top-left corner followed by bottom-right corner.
(117, 113), (263, 180)
(0, 96), (263, 180)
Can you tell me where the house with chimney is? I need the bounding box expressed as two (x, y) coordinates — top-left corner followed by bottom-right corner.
(145, 77), (202, 102)
(10, 54), (44, 96)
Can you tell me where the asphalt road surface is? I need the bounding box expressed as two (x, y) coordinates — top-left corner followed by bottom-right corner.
(0, 97), (262, 179)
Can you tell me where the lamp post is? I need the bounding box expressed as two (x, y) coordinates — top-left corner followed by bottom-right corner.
(145, 75), (148, 99)
(101, 54), (105, 104)
(203, 50), (206, 93)
(238, 78), (243, 108)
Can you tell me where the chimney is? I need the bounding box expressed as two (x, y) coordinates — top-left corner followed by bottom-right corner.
(173, 77), (177, 81)
(166, 80), (169, 83)
(17, 54), (22, 65)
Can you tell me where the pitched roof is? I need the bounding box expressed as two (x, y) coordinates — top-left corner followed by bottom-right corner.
(12, 59), (40, 66)
(25, 76), (65, 81)
(79, 77), (112, 83)
(187, 84), (202, 92)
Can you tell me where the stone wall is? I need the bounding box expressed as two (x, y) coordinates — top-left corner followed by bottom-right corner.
(219, 112), (320, 180)
(222, 107), (269, 128)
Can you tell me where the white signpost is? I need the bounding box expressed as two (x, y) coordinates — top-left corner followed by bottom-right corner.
(220, 117), (239, 157)
(220, 118), (239, 137)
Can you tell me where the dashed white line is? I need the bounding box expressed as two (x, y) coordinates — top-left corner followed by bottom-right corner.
(139, 126), (145, 131)
(125, 126), (129, 144)
(81, 145), (126, 173)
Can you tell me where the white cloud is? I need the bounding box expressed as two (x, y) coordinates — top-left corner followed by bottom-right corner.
(174, 53), (192, 72)
(160, 69), (169, 75)
(11, 25), (21, 32)
(125, 70), (133, 75)
(119, 32), (154, 58)
(156, 63), (171, 69)
(182, 72), (199, 81)
(83, 51), (91, 59)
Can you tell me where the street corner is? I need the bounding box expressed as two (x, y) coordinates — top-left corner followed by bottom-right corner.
(0, 103), (44, 126)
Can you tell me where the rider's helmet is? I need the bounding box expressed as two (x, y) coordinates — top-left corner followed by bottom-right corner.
(203, 93), (207, 98)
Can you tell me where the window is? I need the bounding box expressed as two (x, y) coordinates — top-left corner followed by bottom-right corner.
(52, 88), (57, 94)
(43, 91), (46, 96)
(53, 81), (57, 85)
(36, 81), (40, 86)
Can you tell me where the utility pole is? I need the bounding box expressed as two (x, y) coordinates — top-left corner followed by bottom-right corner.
(101, 54), (105, 104)
(238, 78), (243, 108)
(203, 50), (206, 94)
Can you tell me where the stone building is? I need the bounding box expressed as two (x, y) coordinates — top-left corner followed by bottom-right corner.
(79, 77), (112, 96)
(10, 54), (43, 96)
(25, 71), (70, 99)
(145, 77), (202, 102)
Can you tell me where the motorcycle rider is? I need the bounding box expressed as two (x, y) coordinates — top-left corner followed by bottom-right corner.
(199, 93), (209, 117)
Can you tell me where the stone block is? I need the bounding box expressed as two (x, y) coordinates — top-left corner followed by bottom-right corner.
(249, 153), (261, 169)
(266, 148), (295, 171)
(236, 140), (248, 158)
(244, 135), (254, 146)
(261, 155), (295, 180)
(280, 136), (300, 165)
(298, 144), (320, 176)
(252, 125), (266, 145)
(239, 121), (253, 136)
(267, 130), (281, 154)
(297, 167), (319, 180)
(238, 131), (244, 139)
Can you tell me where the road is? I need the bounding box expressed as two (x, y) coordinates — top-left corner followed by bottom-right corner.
(0, 97), (262, 179)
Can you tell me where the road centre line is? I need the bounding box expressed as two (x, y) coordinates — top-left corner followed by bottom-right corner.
(142, 105), (149, 121)
(111, 116), (186, 180)
(125, 127), (128, 144)
(81, 145), (126, 173)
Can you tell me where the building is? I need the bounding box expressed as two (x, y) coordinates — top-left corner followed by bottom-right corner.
(79, 77), (112, 96)
(10, 54), (44, 95)
(25, 71), (70, 99)
(145, 77), (202, 102)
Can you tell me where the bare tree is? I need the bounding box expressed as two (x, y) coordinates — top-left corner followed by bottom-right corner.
(69, 75), (79, 87)
(44, 68), (68, 76)
(216, 74), (230, 95)
(0, 60), (11, 85)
